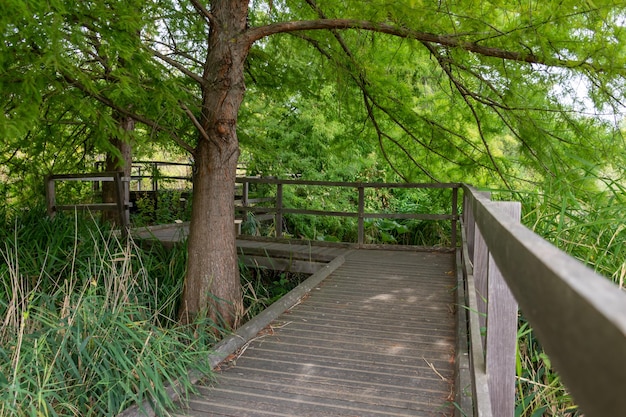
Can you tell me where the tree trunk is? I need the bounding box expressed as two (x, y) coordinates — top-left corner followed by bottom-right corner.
(102, 114), (133, 225)
(179, 0), (249, 328)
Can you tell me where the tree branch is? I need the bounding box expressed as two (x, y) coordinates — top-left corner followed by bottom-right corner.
(179, 101), (222, 149)
(61, 73), (196, 155)
(244, 18), (605, 72)
(150, 48), (206, 85)
(295, 31), (491, 175)
(189, 0), (216, 27)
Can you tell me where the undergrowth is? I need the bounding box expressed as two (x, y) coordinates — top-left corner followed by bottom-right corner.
(0, 210), (217, 416)
(241, 264), (308, 319)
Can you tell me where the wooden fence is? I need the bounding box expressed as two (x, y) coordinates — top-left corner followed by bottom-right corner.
(460, 185), (626, 417)
(235, 177), (461, 247)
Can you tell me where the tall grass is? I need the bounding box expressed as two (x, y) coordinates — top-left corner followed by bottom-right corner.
(0, 209), (216, 416)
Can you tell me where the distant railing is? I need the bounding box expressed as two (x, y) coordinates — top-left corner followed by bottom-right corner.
(460, 185), (626, 417)
(236, 177), (461, 247)
(95, 160), (193, 192)
(129, 161), (192, 192)
(45, 172), (131, 228)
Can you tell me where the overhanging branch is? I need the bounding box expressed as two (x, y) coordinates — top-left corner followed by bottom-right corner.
(150, 48), (205, 86)
(244, 19), (601, 71)
(61, 73), (196, 155)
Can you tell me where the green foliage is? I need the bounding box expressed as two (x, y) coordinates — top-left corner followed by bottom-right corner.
(515, 322), (580, 417)
(241, 1), (626, 190)
(132, 191), (192, 227)
(0, 210), (215, 416)
(240, 263), (307, 319)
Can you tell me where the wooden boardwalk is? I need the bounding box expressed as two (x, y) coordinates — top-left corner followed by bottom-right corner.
(174, 247), (457, 417)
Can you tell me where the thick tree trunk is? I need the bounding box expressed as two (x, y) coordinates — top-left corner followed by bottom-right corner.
(102, 115), (133, 225)
(179, 0), (249, 328)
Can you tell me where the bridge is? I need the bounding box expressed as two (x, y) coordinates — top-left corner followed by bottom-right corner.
(44, 174), (626, 416)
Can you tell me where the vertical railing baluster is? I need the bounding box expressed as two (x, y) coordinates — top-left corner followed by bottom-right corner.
(357, 185), (365, 246)
(243, 180), (249, 207)
(451, 187), (458, 248)
(45, 175), (56, 218)
(276, 182), (283, 238)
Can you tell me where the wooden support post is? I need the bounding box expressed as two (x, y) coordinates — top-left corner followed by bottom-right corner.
(151, 162), (158, 192)
(275, 183), (283, 238)
(358, 185), (365, 245)
(114, 173), (130, 232)
(45, 175), (56, 218)
(243, 180), (249, 207)
(451, 187), (458, 248)
(486, 201), (520, 417)
(464, 192), (476, 262)
(466, 268), (494, 417)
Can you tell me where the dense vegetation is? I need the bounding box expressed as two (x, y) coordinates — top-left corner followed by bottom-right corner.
(0, 210), (214, 416)
(2, 0), (625, 415)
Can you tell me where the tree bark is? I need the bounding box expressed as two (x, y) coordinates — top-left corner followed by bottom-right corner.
(179, 0), (249, 328)
(102, 114), (133, 225)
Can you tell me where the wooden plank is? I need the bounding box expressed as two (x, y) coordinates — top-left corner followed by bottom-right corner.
(239, 256), (325, 274)
(466, 268), (493, 417)
(363, 212), (455, 220)
(454, 249), (473, 417)
(56, 203), (119, 211)
(49, 173), (117, 181)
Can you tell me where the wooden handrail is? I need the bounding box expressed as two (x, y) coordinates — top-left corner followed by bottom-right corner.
(235, 177), (461, 247)
(461, 185), (626, 417)
(45, 172), (130, 229)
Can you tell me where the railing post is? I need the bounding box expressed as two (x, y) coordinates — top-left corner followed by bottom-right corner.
(151, 162), (158, 192)
(276, 182), (283, 238)
(114, 172), (130, 232)
(243, 180), (249, 207)
(486, 201), (520, 417)
(357, 185), (365, 245)
(137, 166), (142, 191)
(464, 190), (476, 262)
(45, 175), (56, 218)
(451, 187), (458, 248)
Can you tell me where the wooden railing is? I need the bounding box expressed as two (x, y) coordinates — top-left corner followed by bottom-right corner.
(236, 177), (461, 247)
(460, 185), (626, 417)
(94, 160), (193, 192)
(129, 161), (192, 192)
(45, 172), (130, 228)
